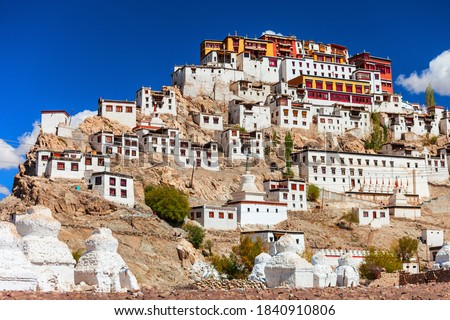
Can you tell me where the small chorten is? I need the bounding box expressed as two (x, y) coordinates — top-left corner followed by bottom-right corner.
(0, 222), (38, 291)
(14, 206), (75, 292)
(264, 235), (314, 288)
(74, 228), (139, 292)
(311, 251), (337, 288)
(335, 253), (359, 287)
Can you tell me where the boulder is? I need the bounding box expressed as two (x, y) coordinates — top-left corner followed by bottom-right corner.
(335, 253), (359, 287)
(15, 206), (75, 292)
(248, 252), (271, 282)
(74, 228), (139, 293)
(0, 222), (38, 291)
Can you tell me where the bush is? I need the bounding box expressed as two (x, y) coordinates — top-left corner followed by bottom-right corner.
(392, 236), (419, 262)
(359, 248), (402, 280)
(340, 210), (359, 224)
(183, 224), (205, 249)
(144, 185), (190, 226)
(210, 253), (244, 279)
(307, 184), (320, 202)
(210, 235), (268, 279)
(204, 239), (214, 256)
(72, 249), (85, 264)
(430, 135), (438, 145)
(232, 235), (268, 273)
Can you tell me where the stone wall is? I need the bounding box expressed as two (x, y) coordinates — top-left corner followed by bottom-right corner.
(399, 269), (450, 285)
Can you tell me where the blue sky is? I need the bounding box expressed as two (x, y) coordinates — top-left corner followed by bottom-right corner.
(1, 0), (450, 199)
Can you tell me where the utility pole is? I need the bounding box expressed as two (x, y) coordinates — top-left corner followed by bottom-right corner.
(190, 161), (195, 188)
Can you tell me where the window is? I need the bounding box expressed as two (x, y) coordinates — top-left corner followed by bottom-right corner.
(341, 168), (346, 175)
(196, 212), (201, 218)
(110, 188), (116, 197)
(98, 158), (104, 166)
(363, 211), (369, 218)
(116, 106), (123, 112)
(85, 157), (92, 165)
(380, 212), (386, 218)
(95, 176), (102, 185)
(120, 179), (127, 187)
(219, 212), (224, 219)
(132, 150), (137, 157)
(41, 155), (49, 161)
(357, 159), (362, 165)
(121, 190), (127, 198)
(57, 162), (65, 170)
(126, 106), (133, 113)
(110, 177), (116, 186)
(209, 211), (214, 218)
(105, 136), (113, 143)
(71, 163), (79, 171)
(228, 213), (234, 219)
(331, 167), (336, 175)
(321, 167), (326, 174)
(291, 183), (297, 190)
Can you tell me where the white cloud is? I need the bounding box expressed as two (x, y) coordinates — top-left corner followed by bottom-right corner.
(0, 121), (40, 169)
(262, 30), (284, 36)
(0, 184), (11, 196)
(69, 110), (96, 128)
(396, 50), (450, 96)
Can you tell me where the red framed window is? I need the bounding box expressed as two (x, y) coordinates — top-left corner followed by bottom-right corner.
(57, 162), (65, 170)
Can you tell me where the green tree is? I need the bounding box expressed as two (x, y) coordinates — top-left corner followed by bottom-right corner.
(183, 224), (205, 249)
(306, 184), (320, 202)
(365, 113), (388, 151)
(425, 84), (436, 107)
(392, 236), (419, 262)
(144, 185), (190, 226)
(272, 130), (279, 147)
(283, 131), (294, 178)
(359, 248), (402, 280)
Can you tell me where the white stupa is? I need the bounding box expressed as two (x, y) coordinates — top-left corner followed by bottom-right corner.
(227, 159), (288, 226)
(432, 242), (450, 270)
(14, 206), (75, 292)
(335, 253), (359, 287)
(74, 228), (139, 292)
(264, 235), (313, 288)
(0, 222), (38, 291)
(248, 252), (271, 282)
(311, 251), (337, 288)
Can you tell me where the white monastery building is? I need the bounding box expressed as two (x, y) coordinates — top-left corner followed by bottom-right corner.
(192, 112), (223, 131)
(40, 110), (69, 135)
(189, 205), (237, 230)
(90, 131), (139, 160)
(215, 128), (264, 162)
(135, 86), (177, 116)
(226, 169), (287, 226)
(353, 208), (389, 228)
(97, 98), (136, 128)
(228, 99), (271, 132)
(89, 172), (134, 207)
(263, 179), (307, 211)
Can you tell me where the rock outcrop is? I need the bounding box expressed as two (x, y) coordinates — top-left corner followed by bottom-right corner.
(0, 222), (38, 291)
(335, 253), (359, 287)
(14, 206), (76, 292)
(74, 228), (139, 292)
(264, 235), (314, 288)
(311, 251), (337, 288)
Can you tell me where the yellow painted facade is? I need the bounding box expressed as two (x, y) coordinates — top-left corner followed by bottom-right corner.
(200, 36), (275, 59)
(290, 75), (371, 94)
